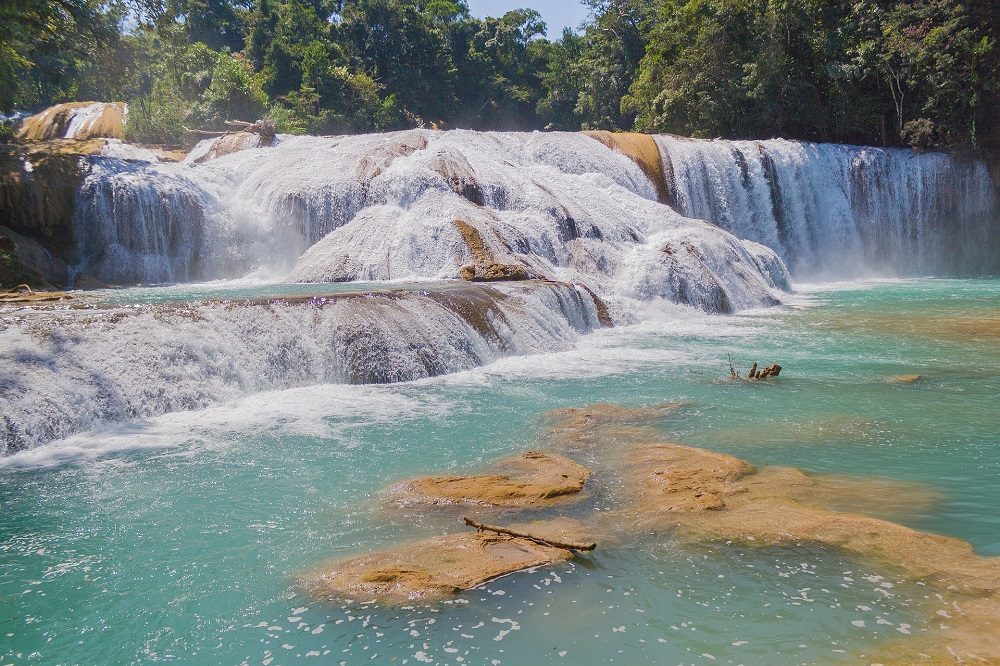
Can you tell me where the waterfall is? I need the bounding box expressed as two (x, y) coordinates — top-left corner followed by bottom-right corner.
(657, 137), (999, 278)
(67, 131), (788, 309)
(0, 281), (601, 454)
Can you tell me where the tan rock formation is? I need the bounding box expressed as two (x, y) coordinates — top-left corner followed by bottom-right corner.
(0, 140), (101, 266)
(18, 102), (126, 141)
(453, 219), (532, 282)
(547, 403), (1000, 664)
(395, 451), (591, 508)
(189, 131), (273, 163)
(302, 518), (589, 603)
(583, 131), (672, 205)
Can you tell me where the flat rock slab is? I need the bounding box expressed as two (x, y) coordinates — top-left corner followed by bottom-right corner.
(394, 451), (591, 507)
(303, 518), (589, 604)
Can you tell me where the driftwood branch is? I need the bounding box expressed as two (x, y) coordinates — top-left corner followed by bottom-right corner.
(462, 517), (596, 552)
(183, 126), (230, 136)
(184, 119), (276, 139)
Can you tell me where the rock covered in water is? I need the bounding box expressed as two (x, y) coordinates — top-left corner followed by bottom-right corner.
(17, 102), (127, 141)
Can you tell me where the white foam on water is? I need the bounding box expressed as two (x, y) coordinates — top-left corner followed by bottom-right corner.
(0, 382), (450, 471)
(0, 282), (599, 453)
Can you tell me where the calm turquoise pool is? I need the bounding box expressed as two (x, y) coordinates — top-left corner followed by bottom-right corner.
(1, 278), (997, 665)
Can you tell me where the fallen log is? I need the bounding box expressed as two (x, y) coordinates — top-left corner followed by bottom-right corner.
(183, 126), (230, 136)
(462, 517), (596, 552)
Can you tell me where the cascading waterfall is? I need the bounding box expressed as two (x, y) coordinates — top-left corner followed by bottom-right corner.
(67, 131), (790, 308)
(0, 281), (601, 454)
(658, 136), (999, 278)
(6, 128), (997, 455)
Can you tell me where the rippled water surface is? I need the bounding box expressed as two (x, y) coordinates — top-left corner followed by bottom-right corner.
(1, 278), (997, 665)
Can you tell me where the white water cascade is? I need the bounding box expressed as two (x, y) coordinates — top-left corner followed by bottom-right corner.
(5, 128), (997, 456)
(69, 130), (790, 310)
(658, 137), (999, 278)
(0, 281), (601, 454)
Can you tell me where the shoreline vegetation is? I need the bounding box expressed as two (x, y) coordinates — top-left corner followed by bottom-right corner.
(1, 1), (998, 160)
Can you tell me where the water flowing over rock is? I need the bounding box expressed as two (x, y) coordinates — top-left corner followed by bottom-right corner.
(0, 281), (601, 454)
(184, 132), (274, 164)
(17, 102), (127, 141)
(658, 136), (1000, 278)
(26, 130), (786, 308)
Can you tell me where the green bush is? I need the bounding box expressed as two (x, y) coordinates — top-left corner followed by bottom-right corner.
(0, 119), (15, 142)
(125, 82), (190, 146)
(198, 52), (269, 126)
(265, 103), (306, 135)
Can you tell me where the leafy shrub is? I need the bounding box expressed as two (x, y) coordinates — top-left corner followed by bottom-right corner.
(125, 82), (190, 146)
(197, 52), (269, 126)
(902, 119), (938, 152)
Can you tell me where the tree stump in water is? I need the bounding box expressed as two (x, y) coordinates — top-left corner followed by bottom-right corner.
(730, 359), (782, 381)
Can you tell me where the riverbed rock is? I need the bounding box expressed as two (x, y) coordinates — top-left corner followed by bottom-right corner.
(545, 402), (1000, 664)
(303, 517), (589, 603)
(394, 451), (591, 507)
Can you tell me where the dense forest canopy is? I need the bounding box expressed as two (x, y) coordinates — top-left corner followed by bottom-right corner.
(1, 0), (998, 152)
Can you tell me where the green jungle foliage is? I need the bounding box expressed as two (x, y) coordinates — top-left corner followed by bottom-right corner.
(1, 0), (997, 152)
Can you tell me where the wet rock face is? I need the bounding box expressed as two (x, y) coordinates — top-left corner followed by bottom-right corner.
(0, 140), (100, 281)
(18, 102), (126, 141)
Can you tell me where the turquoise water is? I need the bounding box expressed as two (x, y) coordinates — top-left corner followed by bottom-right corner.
(1, 278), (997, 665)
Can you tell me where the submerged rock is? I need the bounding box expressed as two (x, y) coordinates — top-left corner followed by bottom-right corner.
(394, 451), (591, 507)
(542, 402), (1000, 664)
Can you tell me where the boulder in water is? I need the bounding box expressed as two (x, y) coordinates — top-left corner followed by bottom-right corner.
(301, 517), (589, 603)
(393, 451), (592, 507)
